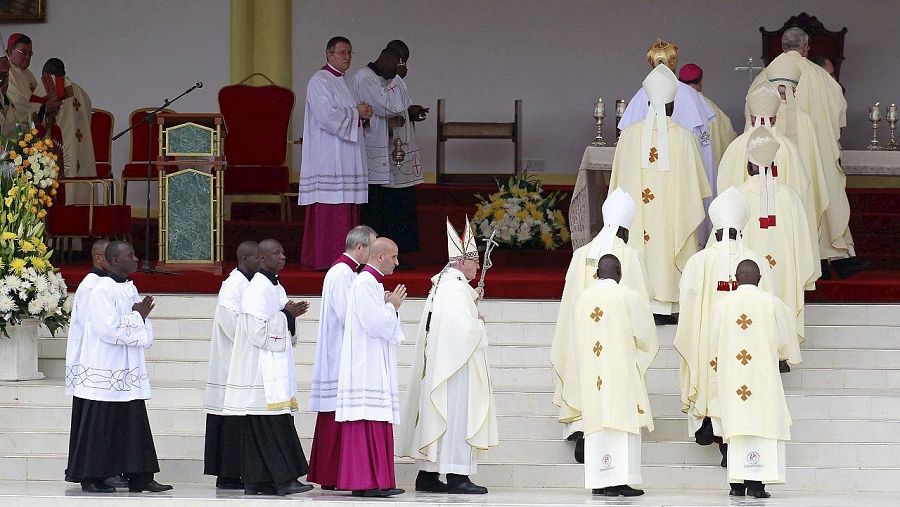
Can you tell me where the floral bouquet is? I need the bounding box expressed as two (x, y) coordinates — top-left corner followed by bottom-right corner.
(0, 123), (70, 337)
(472, 171), (570, 250)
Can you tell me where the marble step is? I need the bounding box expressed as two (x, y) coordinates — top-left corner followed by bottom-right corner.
(2, 427), (898, 470)
(2, 401), (897, 445)
(3, 454), (899, 492)
(6, 379), (899, 423)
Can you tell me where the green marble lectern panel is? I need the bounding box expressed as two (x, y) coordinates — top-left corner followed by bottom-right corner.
(165, 169), (213, 262)
(165, 122), (215, 157)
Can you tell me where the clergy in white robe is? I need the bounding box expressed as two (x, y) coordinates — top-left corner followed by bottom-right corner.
(674, 189), (773, 466)
(619, 41), (716, 239)
(677, 63), (737, 167)
(0, 53), (18, 137)
(355, 40), (425, 254)
(5, 33), (45, 124)
(223, 239), (312, 496)
(299, 36), (372, 270)
(574, 254), (658, 497)
(609, 64), (711, 316)
(398, 218), (498, 494)
(308, 225), (376, 489)
(711, 259), (800, 498)
(66, 241), (171, 494)
(551, 188), (651, 457)
(736, 128), (816, 348)
(202, 241), (257, 489)
(335, 237), (407, 497)
(720, 81), (824, 262)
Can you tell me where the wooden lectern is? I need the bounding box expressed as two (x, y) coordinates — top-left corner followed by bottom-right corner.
(155, 113), (225, 274)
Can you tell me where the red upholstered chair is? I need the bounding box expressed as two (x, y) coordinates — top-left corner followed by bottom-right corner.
(218, 77), (294, 215)
(45, 179), (132, 262)
(121, 107), (176, 204)
(760, 12), (848, 82)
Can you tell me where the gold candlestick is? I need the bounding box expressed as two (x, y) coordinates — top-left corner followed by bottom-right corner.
(591, 97), (606, 147)
(615, 99), (626, 144)
(867, 103), (883, 151)
(887, 103), (898, 150)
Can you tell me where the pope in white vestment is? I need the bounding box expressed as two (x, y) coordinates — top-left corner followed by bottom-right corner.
(308, 225), (375, 489)
(202, 241), (257, 488)
(710, 259), (800, 498)
(574, 254), (658, 497)
(610, 64), (711, 315)
(674, 188), (773, 454)
(736, 128), (816, 347)
(335, 237), (406, 496)
(398, 218), (498, 494)
(551, 188), (651, 451)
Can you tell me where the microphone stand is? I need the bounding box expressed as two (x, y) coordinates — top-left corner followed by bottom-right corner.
(113, 82), (203, 274)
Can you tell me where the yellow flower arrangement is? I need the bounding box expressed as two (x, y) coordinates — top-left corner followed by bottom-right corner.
(472, 171), (569, 250)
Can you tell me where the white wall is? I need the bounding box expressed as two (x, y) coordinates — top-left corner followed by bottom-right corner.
(293, 0), (900, 176)
(5, 0), (229, 204)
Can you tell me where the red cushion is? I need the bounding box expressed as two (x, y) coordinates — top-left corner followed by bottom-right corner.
(224, 165), (290, 194)
(46, 205), (131, 237)
(91, 110), (113, 163)
(218, 84), (294, 166)
(128, 108), (175, 161)
(91, 206), (132, 236)
(95, 162), (112, 179)
(122, 163), (179, 179)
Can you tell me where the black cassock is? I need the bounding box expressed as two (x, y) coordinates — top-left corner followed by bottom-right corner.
(204, 414), (244, 479)
(242, 414), (309, 486)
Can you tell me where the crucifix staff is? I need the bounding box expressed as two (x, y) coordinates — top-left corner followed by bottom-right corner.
(735, 57), (765, 86)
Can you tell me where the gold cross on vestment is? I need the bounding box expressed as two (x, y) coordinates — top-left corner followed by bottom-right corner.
(596, 376), (603, 390)
(592, 272), (599, 279)
(736, 349), (753, 365)
(637, 404), (645, 415)
(73, 96), (81, 112)
(736, 384), (752, 401)
(736, 313), (753, 330)
(649, 147), (658, 163)
(709, 357), (717, 372)
(642, 188), (655, 204)
(590, 307), (604, 322)
(643, 230), (650, 243)
(75, 128), (83, 143)
(766, 255), (777, 268)
(593, 341), (603, 357)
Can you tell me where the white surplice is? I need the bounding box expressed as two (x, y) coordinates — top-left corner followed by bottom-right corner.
(223, 272), (298, 415)
(351, 68), (423, 188)
(64, 270), (103, 396)
(335, 267), (404, 424)
(310, 254), (358, 413)
(7, 65), (39, 123)
(299, 65), (367, 206)
(73, 277), (154, 402)
(203, 269), (251, 415)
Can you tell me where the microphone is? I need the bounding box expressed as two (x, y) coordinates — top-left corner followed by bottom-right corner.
(196, 81), (203, 89)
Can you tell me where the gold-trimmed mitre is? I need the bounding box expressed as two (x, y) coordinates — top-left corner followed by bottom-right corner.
(646, 38), (678, 71)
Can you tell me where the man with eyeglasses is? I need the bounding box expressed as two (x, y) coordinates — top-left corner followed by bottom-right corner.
(299, 36), (374, 271)
(353, 40), (428, 268)
(5, 33), (61, 124)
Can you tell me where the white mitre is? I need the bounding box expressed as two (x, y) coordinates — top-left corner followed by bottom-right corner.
(447, 216), (479, 262)
(588, 187), (636, 259)
(709, 186), (750, 289)
(746, 81), (782, 129)
(747, 126), (781, 229)
(641, 64), (678, 172)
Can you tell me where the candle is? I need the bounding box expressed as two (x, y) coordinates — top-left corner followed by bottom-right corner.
(595, 97), (605, 117)
(889, 104), (898, 122)
(615, 99), (626, 116)
(870, 103), (882, 122)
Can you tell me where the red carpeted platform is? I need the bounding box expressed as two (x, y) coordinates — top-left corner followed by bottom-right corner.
(55, 185), (900, 302)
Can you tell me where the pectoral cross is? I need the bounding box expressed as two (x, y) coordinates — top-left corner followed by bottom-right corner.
(735, 57), (764, 86)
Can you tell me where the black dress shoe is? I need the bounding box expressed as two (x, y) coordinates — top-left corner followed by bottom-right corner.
(614, 485), (644, 496)
(276, 480), (314, 496)
(729, 483), (746, 496)
(415, 471), (448, 492)
(321, 485), (336, 490)
(574, 434), (585, 464)
(447, 480), (487, 494)
(820, 259), (832, 280)
(831, 257), (869, 279)
(104, 475), (129, 489)
(381, 488), (405, 496)
(216, 477), (244, 489)
(81, 481), (116, 493)
(244, 482), (276, 495)
(591, 488), (605, 495)
(129, 480), (173, 493)
(719, 443), (728, 468)
(352, 488), (403, 497)
(746, 480), (770, 498)
(779, 360), (791, 373)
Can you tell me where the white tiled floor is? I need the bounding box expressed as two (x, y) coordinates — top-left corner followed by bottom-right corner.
(1, 482), (899, 507)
